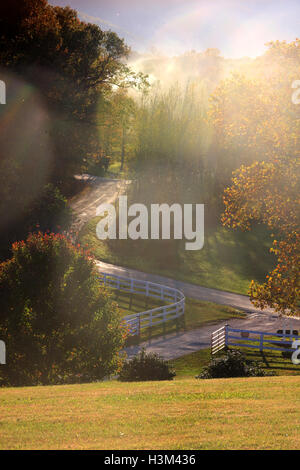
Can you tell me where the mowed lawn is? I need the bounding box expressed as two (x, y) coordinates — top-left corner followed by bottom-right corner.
(1, 376), (300, 450)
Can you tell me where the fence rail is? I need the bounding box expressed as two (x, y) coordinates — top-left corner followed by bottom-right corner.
(98, 272), (185, 336)
(211, 324), (300, 355)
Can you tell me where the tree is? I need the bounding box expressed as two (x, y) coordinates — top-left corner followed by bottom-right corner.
(92, 88), (137, 173)
(0, 0), (147, 258)
(0, 232), (126, 386)
(0, 0), (142, 186)
(208, 39), (300, 190)
(222, 158), (299, 315)
(217, 40), (300, 315)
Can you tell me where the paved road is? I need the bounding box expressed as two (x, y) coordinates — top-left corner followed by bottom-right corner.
(124, 314), (300, 360)
(95, 259), (273, 314)
(70, 174), (130, 233)
(94, 261), (300, 360)
(71, 174), (299, 360)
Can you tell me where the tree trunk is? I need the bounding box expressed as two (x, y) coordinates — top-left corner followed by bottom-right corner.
(120, 124), (126, 171)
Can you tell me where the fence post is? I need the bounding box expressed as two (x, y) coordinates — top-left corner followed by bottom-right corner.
(181, 301), (186, 331)
(175, 304), (180, 331)
(148, 311), (152, 339)
(99, 272), (185, 338)
(259, 333), (264, 352)
(225, 324), (228, 348)
(163, 306), (166, 336)
(137, 315), (141, 337)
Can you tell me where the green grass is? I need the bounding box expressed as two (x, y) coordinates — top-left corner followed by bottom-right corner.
(170, 346), (300, 379)
(128, 298), (244, 345)
(80, 219), (275, 295)
(183, 298), (245, 330)
(86, 161), (131, 179)
(109, 288), (167, 318)
(170, 349), (212, 378)
(113, 289), (244, 326)
(2, 376), (300, 449)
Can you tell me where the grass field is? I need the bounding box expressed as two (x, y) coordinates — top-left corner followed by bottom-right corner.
(111, 289), (167, 318)
(80, 219), (274, 295)
(1, 376), (300, 449)
(110, 289), (245, 344)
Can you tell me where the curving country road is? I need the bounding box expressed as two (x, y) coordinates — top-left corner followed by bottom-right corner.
(70, 174), (300, 360)
(70, 174), (130, 234)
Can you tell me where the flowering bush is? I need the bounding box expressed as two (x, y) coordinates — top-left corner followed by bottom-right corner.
(0, 232), (126, 386)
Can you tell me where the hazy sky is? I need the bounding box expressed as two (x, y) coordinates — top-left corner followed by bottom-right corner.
(49, 0), (300, 58)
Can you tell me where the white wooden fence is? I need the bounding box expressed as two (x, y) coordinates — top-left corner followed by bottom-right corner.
(98, 272), (185, 336)
(211, 325), (227, 355)
(211, 324), (300, 355)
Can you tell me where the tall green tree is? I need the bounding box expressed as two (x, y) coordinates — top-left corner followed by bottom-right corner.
(0, 0), (134, 184)
(0, 232), (126, 386)
(0, 0), (145, 257)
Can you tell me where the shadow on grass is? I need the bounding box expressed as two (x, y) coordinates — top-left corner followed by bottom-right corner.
(241, 349), (299, 373)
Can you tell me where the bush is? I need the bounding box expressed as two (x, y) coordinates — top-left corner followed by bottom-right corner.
(0, 232), (126, 386)
(0, 184), (72, 261)
(197, 349), (274, 379)
(28, 183), (72, 232)
(119, 348), (176, 382)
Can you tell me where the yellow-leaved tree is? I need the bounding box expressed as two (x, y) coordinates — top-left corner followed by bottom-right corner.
(211, 40), (300, 315)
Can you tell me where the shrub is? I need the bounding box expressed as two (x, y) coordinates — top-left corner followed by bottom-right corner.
(197, 349), (274, 379)
(119, 348), (176, 382)
(0, 232), (126, 386)
(0, 184), (72, 261)
(28, 183), (72, 232)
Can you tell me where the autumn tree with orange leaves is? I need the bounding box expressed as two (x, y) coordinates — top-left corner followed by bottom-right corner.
(216, 40), (300, 315)
(222, 158), (299, 315)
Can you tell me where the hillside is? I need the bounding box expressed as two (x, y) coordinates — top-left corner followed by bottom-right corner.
(1, 376), (300, 450)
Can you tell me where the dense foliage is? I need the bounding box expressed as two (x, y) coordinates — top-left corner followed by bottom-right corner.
(197, 350), (273, 379)
(0, 232), (126, 386)
(0, 0), (144, 259)
(119, 348), (176, 382)
(0, 183), (72, 261)
(219, 41), (300, 315)
(222, 159), (299, 315)
(0, 0), (138, 183)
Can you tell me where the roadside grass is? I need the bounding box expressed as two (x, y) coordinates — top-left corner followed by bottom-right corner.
(2, 376), (300, 449)
(80, 218), (274, 296)
(86, 161), (131, 179)
(110, 288), (167, 318)
(109, 289), (245, 345)
(170, 346), (300, 379)
(107, 161), (127, 177)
